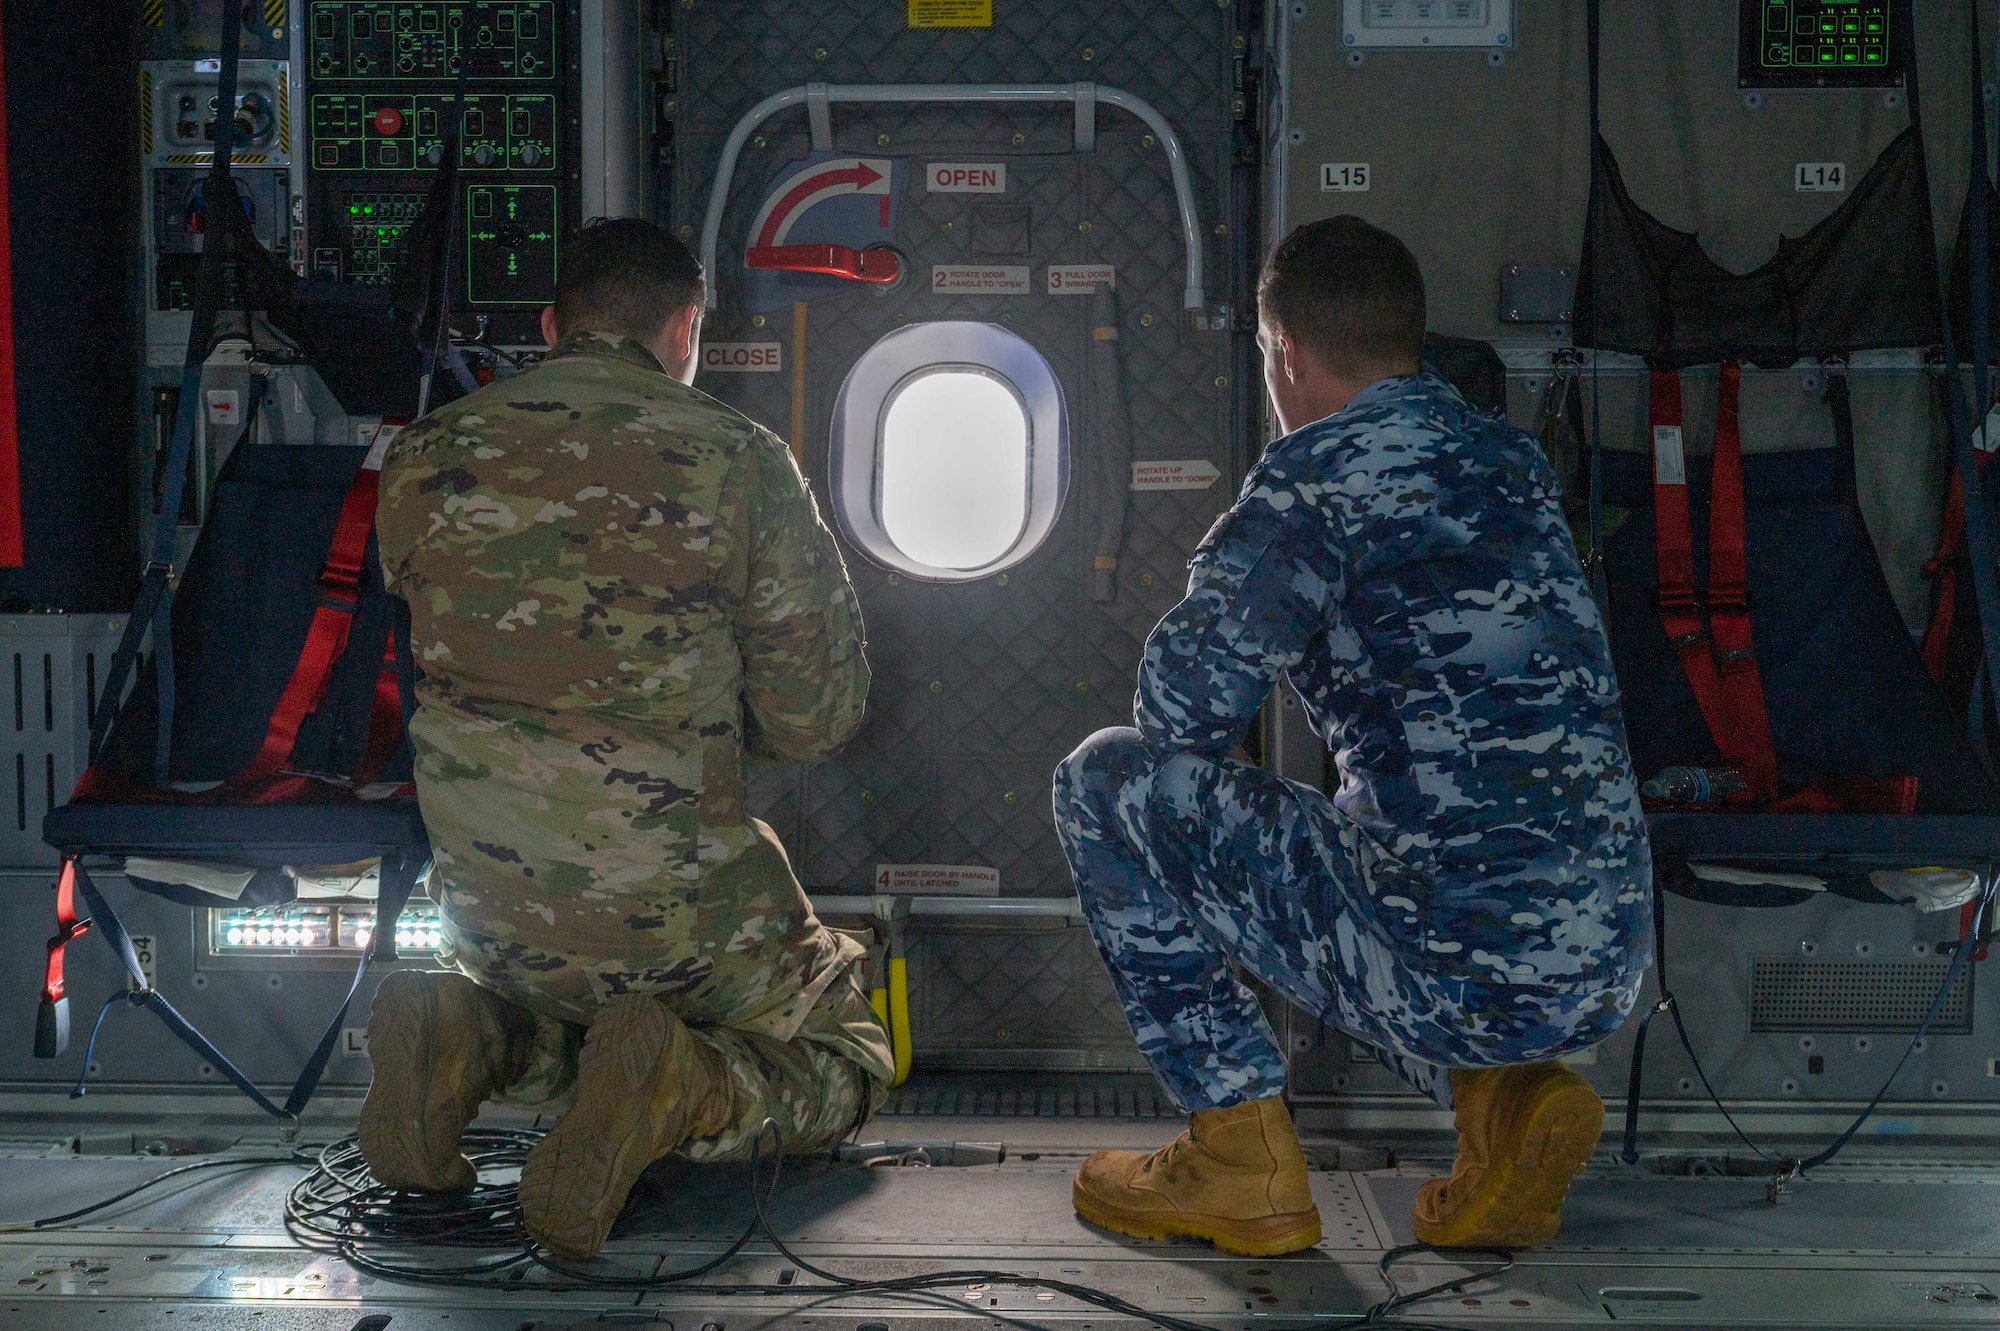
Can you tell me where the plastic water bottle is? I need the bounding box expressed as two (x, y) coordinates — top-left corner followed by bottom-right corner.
(1640, 766), (1747, 803)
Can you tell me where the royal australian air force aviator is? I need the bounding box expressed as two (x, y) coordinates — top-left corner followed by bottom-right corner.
(375, 331), (881, 1061)
(1147, 371), (1652, 987)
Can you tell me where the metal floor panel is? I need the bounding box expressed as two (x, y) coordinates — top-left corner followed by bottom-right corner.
(3, 1122), (2000, 1330)
(1367, 1173), (2000, 1257)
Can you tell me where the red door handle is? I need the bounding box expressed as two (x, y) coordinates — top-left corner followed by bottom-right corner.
(746, 243), (900, 284)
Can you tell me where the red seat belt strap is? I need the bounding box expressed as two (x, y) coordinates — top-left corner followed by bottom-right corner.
(35, 858), (91, 1057)
(353, 628), (404, 787)
(225, 447), (386, 792)
(1706, 364), (1780, 800)
(1650, 366), (1779, 802)
(1650, 369), (1699, 630)
(1650, 370), (1735, 767)
(1922, 471), (1967, 681)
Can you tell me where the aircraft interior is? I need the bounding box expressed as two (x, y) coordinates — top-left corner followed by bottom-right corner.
(2, 1), (2000, 1328)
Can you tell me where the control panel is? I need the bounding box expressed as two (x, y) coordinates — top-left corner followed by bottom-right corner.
(1738, 0), (1901, 88)
(151, 169), (293, 313)
(308, 2), (557, 79)
(1340, 0), (1512, 49)
(301, 0), (578, 343)
(140, 57), (298, 353)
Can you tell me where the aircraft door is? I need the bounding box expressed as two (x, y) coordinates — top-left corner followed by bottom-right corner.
(667, 1), (1259, 1072)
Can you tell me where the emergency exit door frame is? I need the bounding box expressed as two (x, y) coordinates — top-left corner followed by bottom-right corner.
(699, 82), (1206, 312)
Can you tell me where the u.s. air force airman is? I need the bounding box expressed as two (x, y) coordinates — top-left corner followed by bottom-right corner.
(361, 218), (888, 1261)
(1054, 217), (1652, 1257)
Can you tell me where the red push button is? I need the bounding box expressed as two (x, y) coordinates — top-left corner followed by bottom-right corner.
(371, 105), (406, 136)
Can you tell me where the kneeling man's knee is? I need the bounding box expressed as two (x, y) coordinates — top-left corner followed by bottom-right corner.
(1149, 748), (1228, 823)
(1055, 726), (1150, 803)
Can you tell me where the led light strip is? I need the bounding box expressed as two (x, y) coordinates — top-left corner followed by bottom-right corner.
(211, 900), (444, 953)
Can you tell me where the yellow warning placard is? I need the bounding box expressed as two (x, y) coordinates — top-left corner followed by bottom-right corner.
(908, 0), (993, 28)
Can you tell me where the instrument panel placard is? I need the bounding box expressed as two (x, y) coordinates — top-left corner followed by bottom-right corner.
(1737, 0), (1900, 88)
(308, 1), (557, 80)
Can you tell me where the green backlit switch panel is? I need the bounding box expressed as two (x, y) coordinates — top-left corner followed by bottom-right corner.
(302, 0), (571, 337)
(466, 184), (557, 306)
(308, 2), (557, 80)
(1739, 0), (1900, 86)
(342, 191), (427, 284)
(309, 92), (555, 171)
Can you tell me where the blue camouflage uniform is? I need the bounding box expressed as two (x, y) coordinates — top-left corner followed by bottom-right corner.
(1054, 371), (1652, 1110)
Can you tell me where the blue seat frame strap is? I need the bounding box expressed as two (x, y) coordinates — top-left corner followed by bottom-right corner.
(64, 856), (419, 1120)
(91, 11), (253, 781)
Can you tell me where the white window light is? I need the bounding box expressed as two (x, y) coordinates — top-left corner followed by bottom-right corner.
(879, 368), (1028, 570)
(831, 322), (1068, 582)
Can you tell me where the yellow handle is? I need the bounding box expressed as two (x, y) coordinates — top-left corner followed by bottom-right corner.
(868, 985), (889, 1025)
(888, 954), (913, 1087)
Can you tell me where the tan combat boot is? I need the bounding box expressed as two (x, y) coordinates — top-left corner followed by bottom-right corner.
(1411, 1061), (1604, 1248)
(1072, 1094), (1322, 1256)
(518, 994), (729, 1261)
(357, 970), (534, 1193)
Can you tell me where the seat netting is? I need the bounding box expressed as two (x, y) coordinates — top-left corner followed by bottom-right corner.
(1576, 126), (1942, 369)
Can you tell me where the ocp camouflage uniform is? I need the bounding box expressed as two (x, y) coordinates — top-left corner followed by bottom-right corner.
(376, 331), (891, 1156)
(1054, 371), (1652, 1110)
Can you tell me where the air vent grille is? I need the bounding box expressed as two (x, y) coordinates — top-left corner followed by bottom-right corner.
(1750, 958), (1974, 1033)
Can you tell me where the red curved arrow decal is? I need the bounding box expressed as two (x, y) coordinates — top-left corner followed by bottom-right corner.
(751, 159), (888, 250)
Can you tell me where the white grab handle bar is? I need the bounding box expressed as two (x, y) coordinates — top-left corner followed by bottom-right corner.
(699, 82), (1205, 311)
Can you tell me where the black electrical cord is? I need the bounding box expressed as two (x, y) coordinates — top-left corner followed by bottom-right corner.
(1356, 1244), (1514, 1329)
(0, 1122), (1496, 1331)
(1, 1126), (1499, 1331)
(280, 1120), (1491, 1331)
(1647, 871), (2000, 1185)
(0, 1153), (309, 1232)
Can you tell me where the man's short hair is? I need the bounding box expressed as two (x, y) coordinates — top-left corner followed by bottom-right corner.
(553, 217), (706, 342)
(1257, 216), (1426, 380)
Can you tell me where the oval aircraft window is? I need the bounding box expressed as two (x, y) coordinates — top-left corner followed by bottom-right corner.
(831, 322), (1068, 582)
(878, 369), (1029, 570)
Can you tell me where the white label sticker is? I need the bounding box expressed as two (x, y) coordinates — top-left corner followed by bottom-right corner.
(926, 161), (1008, 193)
(701, 342), (784, 373)
(1048, 263), (1116, 294)
(204, 389), (241, 425)
(1977, 404), (2000, 454)
(871, 864), (1001, 896)
(357, 419), (402, 468)
(1795, 162), (1846, 192)
(1320, 162), (1371, 192)
(1131, 460), (1222, 491)
(1652, 425), (1687, 485)
(932, 264), (1032, 294)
